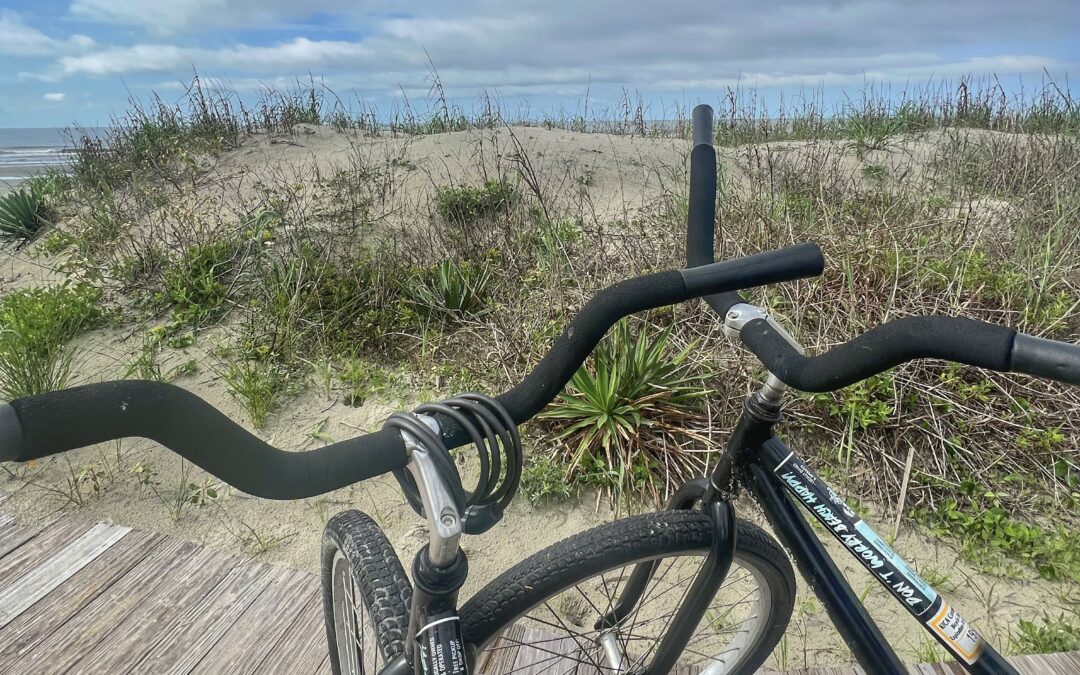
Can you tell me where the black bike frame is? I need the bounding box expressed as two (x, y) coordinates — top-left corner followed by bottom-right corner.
(715, 395), (1016, 675)
(381, 390), (1018, 675)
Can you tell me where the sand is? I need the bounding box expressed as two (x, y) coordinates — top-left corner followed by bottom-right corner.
(0, 125), (1072, 669)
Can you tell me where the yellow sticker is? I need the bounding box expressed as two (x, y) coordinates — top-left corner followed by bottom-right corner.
(926, 603), (984, 664)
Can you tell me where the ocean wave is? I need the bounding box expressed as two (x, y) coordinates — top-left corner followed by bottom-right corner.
(0, 147), (74, 156)
(0, 156), (72, 167)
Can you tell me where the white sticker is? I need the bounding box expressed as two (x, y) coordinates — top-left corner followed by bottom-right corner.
(926, 603), (984, 664)
(854, 521), (938, 606)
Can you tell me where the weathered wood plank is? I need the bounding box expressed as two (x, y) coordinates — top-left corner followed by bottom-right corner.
(133, 557), (278, 674)
(0, 515), (90, 588)
(0, 512), (62, 562)
(0, 521), (130, 628)
(0, 530), (162, 669)
(189, 566), (315, 675)
(505, 625), (593, 675)
(5, 537), (196, 675)
(255, 593), (328, 674)
(475, 624), (526, 674)
(67, 544), (238, 674)
(0, 512), (13, 528)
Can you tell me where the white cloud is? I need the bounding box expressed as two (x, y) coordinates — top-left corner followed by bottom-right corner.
(0, 11), (95, 57)
(0, 11), (62, 56)
(20, 0), (1080, 109)
(43, 92), (66, 102)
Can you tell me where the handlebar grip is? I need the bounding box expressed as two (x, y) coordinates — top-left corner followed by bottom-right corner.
(741, 316), (1017, 392)
(0, 381), (408, 499)
(686, 103), (744, 317)
(0, 403), (20, 463)
(1012, 333), (1080, 386)
(692, 104), (714, 148)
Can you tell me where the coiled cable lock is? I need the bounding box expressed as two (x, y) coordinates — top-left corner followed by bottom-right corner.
(383, 393), (522, 534)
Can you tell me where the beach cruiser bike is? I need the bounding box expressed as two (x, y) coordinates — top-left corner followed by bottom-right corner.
(2, 107), (1079, 675)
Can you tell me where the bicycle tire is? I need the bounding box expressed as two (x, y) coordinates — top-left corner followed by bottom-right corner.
(461, 509), (796, 674)
(321, 510), (412, 675)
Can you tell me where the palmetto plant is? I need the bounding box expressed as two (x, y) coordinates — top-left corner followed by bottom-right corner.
(541, 319), (712, 497)
(0, 188), (53, 249)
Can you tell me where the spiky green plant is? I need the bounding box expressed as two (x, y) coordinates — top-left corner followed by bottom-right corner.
(540, 320), (711, 496)
(0, 188), (53, 249)
(407, 259), (492, 319)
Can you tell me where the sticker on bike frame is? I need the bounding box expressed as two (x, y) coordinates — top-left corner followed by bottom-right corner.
(853, 521), (937, 605)
(772, 451), (937, 616)
(417, 613), (467, 675)
(926, 602), (985, 664)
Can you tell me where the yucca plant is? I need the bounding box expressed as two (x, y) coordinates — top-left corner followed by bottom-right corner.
(0, 188), (53, 249)
(407, 259), (492, 319)
(540, 319), (712, 498)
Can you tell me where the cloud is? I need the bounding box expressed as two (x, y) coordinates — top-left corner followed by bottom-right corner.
(0, 11), (95, 58)
(43, 92), (66, 102)
(69, 0), (369, 34)
(20, 0), (1080, 110)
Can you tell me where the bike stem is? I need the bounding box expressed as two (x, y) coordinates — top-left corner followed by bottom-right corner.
(400, 416), (470, 675)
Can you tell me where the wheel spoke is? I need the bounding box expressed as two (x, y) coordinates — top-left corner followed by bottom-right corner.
(486, 551), (772, 674)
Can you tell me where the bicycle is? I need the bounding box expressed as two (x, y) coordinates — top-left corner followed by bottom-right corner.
(0, 105), (1077, 675)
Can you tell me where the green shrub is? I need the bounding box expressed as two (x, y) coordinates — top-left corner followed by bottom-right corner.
(520, 455), (576, 504)
(435, 180), (515, 223)
(0, 284), (103, 399)
(918, 484), (1080, 582)
(1011, 611), (1080, 654)
(0, 188), (53, 249)
(220, 359), (297, 428)
(248, 247), (383, 362)
(24, 170), (73, 209)
(540, 320), (711, 496)
(38, 230), (78, 257)
(163, 240), (239, 326)
(338, 358), (396, 406)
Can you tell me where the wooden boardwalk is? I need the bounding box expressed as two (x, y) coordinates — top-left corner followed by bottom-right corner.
(0, 503), (1077, 674)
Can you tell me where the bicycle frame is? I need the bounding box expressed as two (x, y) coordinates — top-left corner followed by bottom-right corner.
(673, 391), (1018, 675)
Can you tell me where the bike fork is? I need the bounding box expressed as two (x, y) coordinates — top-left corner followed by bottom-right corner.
(595, 496), (737, 675)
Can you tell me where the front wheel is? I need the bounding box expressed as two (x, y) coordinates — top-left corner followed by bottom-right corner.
(461, 509), (796, 674)
(321, 510), (412, 675)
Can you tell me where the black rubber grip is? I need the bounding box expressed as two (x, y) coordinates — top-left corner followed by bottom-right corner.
(741, 316), (1017, 392)
(686, 117), (744, 317)
(1011, 333), (1080, 386)
(1, 381), (407, 499)
(681, 243), (823, 298)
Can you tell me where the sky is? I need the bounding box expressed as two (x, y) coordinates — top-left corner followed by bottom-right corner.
(1, 0), (1078, 128)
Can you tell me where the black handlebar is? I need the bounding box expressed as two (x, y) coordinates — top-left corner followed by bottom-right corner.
(685, 103), (1080, 391)
(0, 382), (408, 499)
(0, 245), (825, 497)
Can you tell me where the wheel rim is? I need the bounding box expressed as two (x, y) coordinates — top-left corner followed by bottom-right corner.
(331, 550), (382, 674)
(478, 552), (772, 674)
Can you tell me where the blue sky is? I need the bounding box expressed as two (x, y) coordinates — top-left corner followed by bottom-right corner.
(1, 0), (1078, 128)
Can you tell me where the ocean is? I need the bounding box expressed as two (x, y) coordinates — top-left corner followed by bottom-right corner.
(0, 128), (107, 185)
